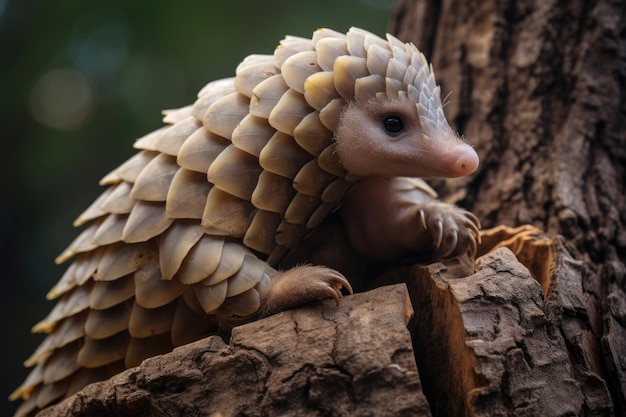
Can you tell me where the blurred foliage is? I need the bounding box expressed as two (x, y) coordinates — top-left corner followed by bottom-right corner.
(0, 0), (395, 413)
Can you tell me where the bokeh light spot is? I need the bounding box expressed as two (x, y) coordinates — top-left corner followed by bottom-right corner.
(29, 68), (96, 131)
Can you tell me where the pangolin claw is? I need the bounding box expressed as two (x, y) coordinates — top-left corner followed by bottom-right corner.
(468, 235), (478, 260)
(416, 202), (482, 261)
(419, 209), (428, 230)
(326, 269), (354, 305)
(262, 265), (353, 315)
(434, 218), (444, 248)
(441, 229), (458, 258)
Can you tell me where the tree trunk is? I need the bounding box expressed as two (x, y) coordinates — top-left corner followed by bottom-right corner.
(390, 0), (626, 415)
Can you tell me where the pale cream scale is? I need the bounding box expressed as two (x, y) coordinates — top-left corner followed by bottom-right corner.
(12, 27), (480, 416)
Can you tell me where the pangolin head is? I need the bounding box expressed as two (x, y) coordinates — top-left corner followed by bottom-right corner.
(294, 27), (479, 179)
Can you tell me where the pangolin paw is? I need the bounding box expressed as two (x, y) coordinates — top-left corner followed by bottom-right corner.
(417, 202), (481, 260)
(261, 265), (353, 316)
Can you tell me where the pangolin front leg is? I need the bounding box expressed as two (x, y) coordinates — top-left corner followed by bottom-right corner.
(414, 201), (481, 260)
(260, 265), (353, 316)
(341, 177), (481, 264)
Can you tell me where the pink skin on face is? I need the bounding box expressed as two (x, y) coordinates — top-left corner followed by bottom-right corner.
(335, 99), (479, 179)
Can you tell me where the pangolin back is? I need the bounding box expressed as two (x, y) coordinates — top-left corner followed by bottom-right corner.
(12, 27), (445, 416)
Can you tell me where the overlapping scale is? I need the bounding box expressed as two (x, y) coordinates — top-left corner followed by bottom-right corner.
(176, 127), (230, 174)
(99, 182), (136, 214)
(49, 252), (101, 298)
(284, 192), (320, 225)
(268, 89), (313, 135)
(346, 27), (372, 58)
(25, 312), (87, 367)
(94, 243), (150, 282)
(231, 114), (275, 157)
(41, 343), (80, 384)
(259, 131), (314, 179)
(251, 170), (296, 213)
(35, 379), (68, 409)
(171, 297), (218, 346)
(315, 36), (348, 72)
(73, 252), (102, 287)
(125, 333), (172, 368)
(158, 221), (204, 280)
(161, 105), (193, 124)
(354, 74), (385, 104)
(292, 111), (333, 155)
(155, 117), (202, 157)
(84, 301), (131, 339)
(333, 55), (369, 101)
(202, 241), (247, 286)
(128, 301), (176, 338)
(11, 363), (44, 400)
(89, 275), (135, 310)
(55, 222), (99, 263)
(235, 54), (278, 98)
(317, 143), (346, 177)
(193, 279), (227, 314)
(176, 234), (225, 285)
(133, 126), (168, 152)
(217, 287), (261, 318)
(249, 74), (289, 119)
(99, 150), (157, 185)
(203, 92), (249, 139)
(293, 159), (336, 196)
(224, 255), (267, 297)
(191, 78), (237, 120)
(166, 168), (212, 219)
(130, 153), (179, 202)
(121, 201), (173, 243)
(65, 367), (112, 398)
(281, 51), (320, 94)
(311, 27), (346, 44)
(307, 201), (337, 229)
(318, 98), (345, 132)
(207, 144), (262, 200)
(303, 71), (339, 112)
(201, 186), (256, 237)
(134, 262), (186, 309)
(321, 178), (353, 203)
(275, 219), (308, 247)
(32, 282), (93, 334)
(76, 332), (129, 368)
(243, 209), (281, 255)
(273, 35), (313, 68)
(93, 214), (127, 247)
(72, 186), (113, 227)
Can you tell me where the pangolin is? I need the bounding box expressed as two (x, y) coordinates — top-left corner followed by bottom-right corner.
(12, 27), (480, 416)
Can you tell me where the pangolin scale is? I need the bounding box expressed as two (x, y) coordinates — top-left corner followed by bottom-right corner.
(12, 27), (481, 416)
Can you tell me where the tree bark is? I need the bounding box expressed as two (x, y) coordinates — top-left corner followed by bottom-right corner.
(390, 0), (626, 415)
(37, 284), (430, 417)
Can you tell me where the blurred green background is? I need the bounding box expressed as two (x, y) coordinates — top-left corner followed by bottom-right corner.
(0, 0), (395, 414)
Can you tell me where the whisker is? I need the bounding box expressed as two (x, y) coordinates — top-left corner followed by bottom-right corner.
(442, 90), (453, 108)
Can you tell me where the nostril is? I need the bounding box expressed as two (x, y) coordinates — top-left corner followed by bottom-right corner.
(454, 145), (479, 176)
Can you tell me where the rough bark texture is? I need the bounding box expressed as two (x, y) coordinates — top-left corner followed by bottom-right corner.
(37, 284), (429, 417)
(389, 0), (626, 415)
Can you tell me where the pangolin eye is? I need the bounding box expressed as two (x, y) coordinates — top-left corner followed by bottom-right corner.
(383, 115), (404, 136)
